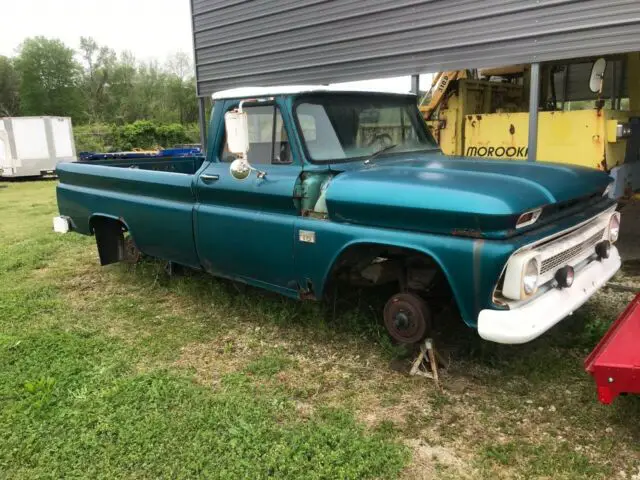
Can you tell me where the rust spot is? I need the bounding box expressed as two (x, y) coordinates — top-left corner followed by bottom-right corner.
(451, 228), (483, 238)
(509, 124), (516, 135)
(476, 115), (482, 121)
(472, 239), (485, 316)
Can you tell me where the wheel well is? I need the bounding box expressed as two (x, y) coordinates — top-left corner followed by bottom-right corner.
(89, 216), (127, 266)
(326, 243), (451, 296)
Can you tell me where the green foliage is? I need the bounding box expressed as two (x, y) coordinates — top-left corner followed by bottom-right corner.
(73, 123), (111, 153)
(0, 55), (20, 116)
(6, 36), (199, 129)
(13, 37), (84, 120)
(74, 121), (200, 152)
(111, 121), (192, 150)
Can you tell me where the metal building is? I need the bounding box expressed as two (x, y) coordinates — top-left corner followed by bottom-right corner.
(190, 0), (640, 155)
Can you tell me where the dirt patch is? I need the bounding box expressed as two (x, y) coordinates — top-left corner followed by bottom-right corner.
(173, 334), (263, 384)
(403, 439), (477, 479)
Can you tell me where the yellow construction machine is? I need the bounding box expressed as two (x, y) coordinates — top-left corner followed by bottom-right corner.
(420, 52), (640, 198)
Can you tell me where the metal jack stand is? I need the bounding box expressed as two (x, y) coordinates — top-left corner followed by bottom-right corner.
(409, 338), (447, 386)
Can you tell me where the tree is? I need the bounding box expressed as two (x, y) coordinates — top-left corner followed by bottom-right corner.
(166, 51), (193, 81)
(165, 52), (198, 124)
(79, 36), (117, 122)
(0, 56), (20, 116)
(14, 37), (84, 120)
(8, 36), (199, 128)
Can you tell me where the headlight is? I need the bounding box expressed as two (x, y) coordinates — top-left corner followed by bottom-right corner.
(522, 258), (539, 296)
(608, 212), (621, 243)
(502, 253), (540, 300)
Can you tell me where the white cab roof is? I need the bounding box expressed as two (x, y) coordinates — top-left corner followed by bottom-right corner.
(211, 85), (416, 100)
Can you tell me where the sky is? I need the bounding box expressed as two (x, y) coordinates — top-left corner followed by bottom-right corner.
(2, 0), (431, 94)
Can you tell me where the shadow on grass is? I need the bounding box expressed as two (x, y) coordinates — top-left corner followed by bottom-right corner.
(112, 257), (399, 352)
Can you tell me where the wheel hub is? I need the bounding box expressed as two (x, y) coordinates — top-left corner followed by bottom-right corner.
(394, 311), (411, 330)
(383, 293), (431, 344)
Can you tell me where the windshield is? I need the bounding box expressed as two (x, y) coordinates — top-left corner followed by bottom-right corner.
(295, 94), (437, 163)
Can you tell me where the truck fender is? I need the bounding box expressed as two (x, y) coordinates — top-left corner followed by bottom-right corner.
(319, 239), (464, 317)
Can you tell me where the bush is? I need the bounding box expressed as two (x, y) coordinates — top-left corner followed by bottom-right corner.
(74, 121), (201, 153)
(73, 123), (111, 153)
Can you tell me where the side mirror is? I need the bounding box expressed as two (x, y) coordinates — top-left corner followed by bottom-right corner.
(229, 158), (267, 181)
(224, 103), (267, 181)
(224, 108), (249, 155)
(589, 58), (607, 94)
(229, 158), (252, 180)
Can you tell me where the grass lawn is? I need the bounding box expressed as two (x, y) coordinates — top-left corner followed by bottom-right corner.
(0, 180), (639, 479)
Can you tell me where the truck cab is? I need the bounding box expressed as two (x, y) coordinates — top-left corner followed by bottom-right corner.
(55, 86), (622, 345)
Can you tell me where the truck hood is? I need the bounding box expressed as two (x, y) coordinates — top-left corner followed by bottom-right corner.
(324, 153), (612, 238)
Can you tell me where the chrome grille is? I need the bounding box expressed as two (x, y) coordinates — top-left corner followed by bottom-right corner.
(540, 228), (605, 274)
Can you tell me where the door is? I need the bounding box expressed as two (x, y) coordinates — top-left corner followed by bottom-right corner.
(194, 102), (302, 295)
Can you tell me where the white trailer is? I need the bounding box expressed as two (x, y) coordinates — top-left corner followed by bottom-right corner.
(0, 116), (76, 178)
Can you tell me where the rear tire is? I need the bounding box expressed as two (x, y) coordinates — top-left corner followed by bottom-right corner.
(383, 293), (431, 344)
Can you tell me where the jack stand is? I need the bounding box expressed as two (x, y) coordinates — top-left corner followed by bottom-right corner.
(409, 338), (447, 386)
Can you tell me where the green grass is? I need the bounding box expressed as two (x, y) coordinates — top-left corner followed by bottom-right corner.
(480, 440), (603, 478)
(1, 180), (639, 479)
(0, 181), (407, 479)
(0, 330), (404, 478)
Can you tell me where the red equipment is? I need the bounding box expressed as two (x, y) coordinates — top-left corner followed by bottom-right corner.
(585, 293), (640, 404)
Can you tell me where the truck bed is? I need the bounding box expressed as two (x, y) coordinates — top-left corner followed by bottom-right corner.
(77, 149), (205, 175)
(56, 150), (204, 268)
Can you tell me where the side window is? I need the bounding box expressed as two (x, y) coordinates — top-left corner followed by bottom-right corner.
(221, 105), (291, 165)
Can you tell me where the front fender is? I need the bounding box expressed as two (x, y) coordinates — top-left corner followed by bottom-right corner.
(293, 218), (515, 328)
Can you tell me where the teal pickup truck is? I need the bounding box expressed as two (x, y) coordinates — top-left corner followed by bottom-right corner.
(55, 86), (622, 344)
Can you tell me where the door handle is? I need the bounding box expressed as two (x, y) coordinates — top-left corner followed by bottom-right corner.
(200, 173), (220, 184)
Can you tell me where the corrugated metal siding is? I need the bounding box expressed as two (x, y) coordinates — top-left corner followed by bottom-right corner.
(191, 0), (640, 97)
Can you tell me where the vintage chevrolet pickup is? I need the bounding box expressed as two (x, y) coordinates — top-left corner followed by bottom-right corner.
(54, 86), (622, 345)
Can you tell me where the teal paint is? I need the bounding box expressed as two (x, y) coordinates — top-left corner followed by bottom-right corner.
(56, 92), (615, 330)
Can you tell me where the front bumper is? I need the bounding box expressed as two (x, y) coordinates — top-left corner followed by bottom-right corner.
(478, 247), (621, 344)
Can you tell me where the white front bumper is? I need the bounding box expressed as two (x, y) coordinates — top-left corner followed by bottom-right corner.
(478, 248), (621, 344)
